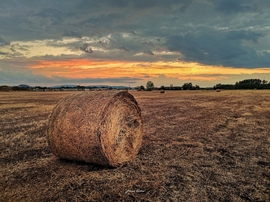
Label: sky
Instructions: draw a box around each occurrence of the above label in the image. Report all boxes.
[0,0,270,87]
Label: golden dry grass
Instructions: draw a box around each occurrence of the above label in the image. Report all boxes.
[1,90,270,201]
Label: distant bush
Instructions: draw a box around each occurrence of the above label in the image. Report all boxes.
[182,82,200,90]
[0,85,12,91]
[146,81,154,91]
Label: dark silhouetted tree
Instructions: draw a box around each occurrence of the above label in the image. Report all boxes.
[182,82,193,90]
[146,81,154,90]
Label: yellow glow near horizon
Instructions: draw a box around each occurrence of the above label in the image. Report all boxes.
[30,59,270,81]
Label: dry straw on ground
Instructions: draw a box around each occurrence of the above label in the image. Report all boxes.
[46,91,143,167]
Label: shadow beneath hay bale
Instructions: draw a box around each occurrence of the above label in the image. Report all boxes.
[58,158,114,171]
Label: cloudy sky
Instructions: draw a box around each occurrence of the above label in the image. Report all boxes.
[0,0,270,87]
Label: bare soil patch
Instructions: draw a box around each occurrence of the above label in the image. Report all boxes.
[1,90,270,201]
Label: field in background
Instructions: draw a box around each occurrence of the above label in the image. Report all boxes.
[1,90,270,201]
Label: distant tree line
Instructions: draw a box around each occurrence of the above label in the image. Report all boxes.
[0,85,131,91]
[136,78,270,92]
[1,78,269,92]
[136,81,200,91]
[0,85,30,91]
[214,79,270,90]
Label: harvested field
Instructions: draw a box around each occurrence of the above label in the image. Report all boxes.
[1,90,270,201]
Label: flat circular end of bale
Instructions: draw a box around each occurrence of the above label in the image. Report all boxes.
[47,91,143,167]
[98,92,143,167]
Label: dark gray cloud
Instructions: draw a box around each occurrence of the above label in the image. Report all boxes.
[0,0,269,68]
[142,50,155,56]
[0,51,8,55]
[0,0,195,40]
[0,35,10,46]
[212,0,253,14]
[78,0,192,9]
[79,44,94,54]
[117,46,130,52]
[225,30,263,42]
[166,29,270,68]
[142,41,154,47]
[63,31,82,38]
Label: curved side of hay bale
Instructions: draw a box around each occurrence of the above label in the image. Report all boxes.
[47,91,143,167]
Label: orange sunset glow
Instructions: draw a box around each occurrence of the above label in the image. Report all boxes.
[29,59,270,82]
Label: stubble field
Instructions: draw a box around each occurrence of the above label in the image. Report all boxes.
[1,90,270,201]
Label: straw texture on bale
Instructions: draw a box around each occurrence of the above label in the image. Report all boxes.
[47,91,143,167]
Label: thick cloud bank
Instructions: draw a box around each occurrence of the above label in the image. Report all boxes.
[0,0,269,86]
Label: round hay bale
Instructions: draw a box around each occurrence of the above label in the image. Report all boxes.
[46,91,143,167]
[160,90,165,93]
